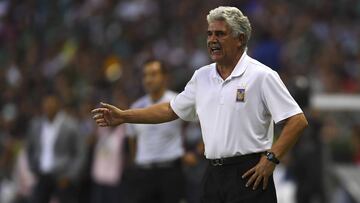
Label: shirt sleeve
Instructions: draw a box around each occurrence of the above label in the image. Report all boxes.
[261,71,303,124]
[170,71,198,122]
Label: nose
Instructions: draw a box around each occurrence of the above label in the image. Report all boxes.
[207,32,218,42]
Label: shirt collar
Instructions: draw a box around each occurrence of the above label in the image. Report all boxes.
[43,111,65,125]
[211,51,249,80]
[146,90,168,104]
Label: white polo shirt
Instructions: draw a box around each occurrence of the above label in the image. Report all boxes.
[170,52,302,159]
[127,90,184,165]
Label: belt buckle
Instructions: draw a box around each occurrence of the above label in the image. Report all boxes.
[212,159,224,166]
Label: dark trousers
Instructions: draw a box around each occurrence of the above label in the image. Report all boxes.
[201,154,277,203]
[130,159,185,203]
[29,174,78,203]
[91,182,121,203]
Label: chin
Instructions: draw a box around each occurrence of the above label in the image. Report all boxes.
[211,56,223,63]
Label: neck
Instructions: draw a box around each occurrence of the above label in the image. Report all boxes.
[216,49,244,80]
[46,112,58,122]
[149,88,166,102]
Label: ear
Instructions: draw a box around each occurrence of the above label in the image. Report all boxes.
[237,34,245,48]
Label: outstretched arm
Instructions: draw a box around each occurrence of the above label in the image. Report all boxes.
[91,102,178,127]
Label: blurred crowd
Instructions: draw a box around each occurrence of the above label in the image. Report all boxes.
[1,0,360,203]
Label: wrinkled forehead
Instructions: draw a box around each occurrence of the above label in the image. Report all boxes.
[207,20,231,32]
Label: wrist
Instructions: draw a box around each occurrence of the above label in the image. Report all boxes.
[263,151,280,165]
[121,109,133,123]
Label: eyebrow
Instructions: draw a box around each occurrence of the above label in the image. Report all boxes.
[207,30,227,35]
[207,30,226,32]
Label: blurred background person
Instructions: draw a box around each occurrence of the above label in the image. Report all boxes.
[90,125,126,203]
[90,91,128,203]
[126,59,186,203]
[0,136,18,203]
[182,135,207,203]
[77,101,97,203]
[26,94,86,203]
[287,76,326,203]
[12,146,36,203]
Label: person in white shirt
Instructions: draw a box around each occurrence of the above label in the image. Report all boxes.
[92,6,308,203]
[126,59,185,203]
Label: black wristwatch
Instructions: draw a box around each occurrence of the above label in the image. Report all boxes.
[263,151,280,165]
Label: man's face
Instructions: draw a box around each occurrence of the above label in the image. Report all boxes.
[207,20,243,63]
[142,61,166,94]
[42,96,60,120]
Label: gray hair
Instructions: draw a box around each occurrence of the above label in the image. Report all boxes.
[207,6,252,46]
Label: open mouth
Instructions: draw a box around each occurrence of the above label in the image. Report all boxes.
[209,43,222,54]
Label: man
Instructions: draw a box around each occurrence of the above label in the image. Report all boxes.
[27,94,86,203]
[91,125,126,203]
[126,60,185,203]
[92,6,308,203]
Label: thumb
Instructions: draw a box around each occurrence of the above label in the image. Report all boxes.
[100,102,118,111]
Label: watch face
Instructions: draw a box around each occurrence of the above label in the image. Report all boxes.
[266,152,279,164]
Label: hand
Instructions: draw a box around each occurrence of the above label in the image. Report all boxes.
[182,152,198,166]
[242,156,276,190]
[91,102,124,127]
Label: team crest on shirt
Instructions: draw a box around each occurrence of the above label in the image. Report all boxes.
[236,88,245,102]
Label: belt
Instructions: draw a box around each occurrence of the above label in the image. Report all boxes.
[137,158,181,169]
[208,153,262,166]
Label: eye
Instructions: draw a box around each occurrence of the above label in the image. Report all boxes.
[215,31,225,37]
[207,31,213,36]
